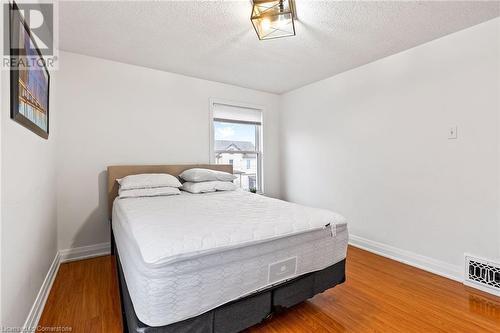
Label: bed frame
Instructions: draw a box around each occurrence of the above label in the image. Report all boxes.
[107,164,346,333]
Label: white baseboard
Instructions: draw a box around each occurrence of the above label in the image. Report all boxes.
[23,252,61,332]
[59,242,111,263]
[349,234,463,282]
[23,242,111,331]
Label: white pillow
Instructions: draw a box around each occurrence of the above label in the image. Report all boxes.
[181,181,237,194]
[179,168,236,182]
[117,173,181,190]
[119,186,180,199]
[214,181,238,191]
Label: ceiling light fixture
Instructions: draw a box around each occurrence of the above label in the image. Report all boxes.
[251,0,296,40]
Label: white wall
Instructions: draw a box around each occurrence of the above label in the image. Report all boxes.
[498,19,500,266]
[55,51,281,250]
[0,31,3,329]
[0,1,58,327]
[0,47,58,329]
[281,18,500,277]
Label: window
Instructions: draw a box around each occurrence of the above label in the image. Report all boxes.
[211,100,263,192]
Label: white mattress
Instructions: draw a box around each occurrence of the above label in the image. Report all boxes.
[113,191,348,327]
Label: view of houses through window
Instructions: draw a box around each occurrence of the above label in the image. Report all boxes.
[214,120,261,191]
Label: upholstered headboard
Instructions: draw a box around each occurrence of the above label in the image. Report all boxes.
[107,164,233,217]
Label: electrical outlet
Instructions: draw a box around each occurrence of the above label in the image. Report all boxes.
[448,126,458,139]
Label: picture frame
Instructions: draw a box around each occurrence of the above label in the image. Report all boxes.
[9,2,50,139]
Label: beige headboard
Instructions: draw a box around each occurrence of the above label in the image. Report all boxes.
[107,164,233,217]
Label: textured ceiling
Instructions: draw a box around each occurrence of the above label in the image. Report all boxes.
[59,1,500,94]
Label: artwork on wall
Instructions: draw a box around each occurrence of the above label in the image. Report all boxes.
[9,2,50,139]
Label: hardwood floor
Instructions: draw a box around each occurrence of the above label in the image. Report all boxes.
[37,255,122,332]
[38,246,500,332]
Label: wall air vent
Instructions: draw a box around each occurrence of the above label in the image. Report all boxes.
[464,254,500,296]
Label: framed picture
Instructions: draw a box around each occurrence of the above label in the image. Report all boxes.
[9,2,50,139]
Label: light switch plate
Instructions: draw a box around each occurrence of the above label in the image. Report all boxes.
[448,126,458,139]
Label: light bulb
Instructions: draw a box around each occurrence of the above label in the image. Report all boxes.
[261,18,271,31]
[276,15,287,28]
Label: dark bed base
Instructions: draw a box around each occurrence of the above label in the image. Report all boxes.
[114,242,346,333]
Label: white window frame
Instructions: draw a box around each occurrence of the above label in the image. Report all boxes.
[209,98,264,193]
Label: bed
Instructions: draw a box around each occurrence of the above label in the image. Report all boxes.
[108,164,348,333]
